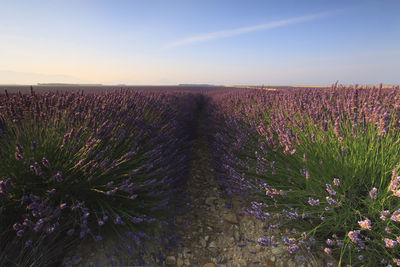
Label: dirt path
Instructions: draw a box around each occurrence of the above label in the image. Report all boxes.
[164,106,316,267]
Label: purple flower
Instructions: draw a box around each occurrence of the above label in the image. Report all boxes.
[34,219,45,232]
[380,210,391,221]
[388,176,400,192]
[326,239,334,246]
[0,178,13,198]
[391,209,400,222]
[333,178,340,187]
[15,152,23,160]
[30,162,43,176]
[16,143,24,154]
[94,235,103,242]
[326,196,337,205]
[42,157,50,168]
[45,225,56,234]
[257,236,273,247]
[308,197,320,206]
[25,240,33,247]
[13,223,22,231]
[54,171,63,182]
[326,184,336,196]
[348,230,361,243]
[106,188,117,196]
[358,218,372,230]
[16,230,24,237]
[297,257,304,264]
[383,238,397,248]
[369,187,377,199]
[114,215,124,225]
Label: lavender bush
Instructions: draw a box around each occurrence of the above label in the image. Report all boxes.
[0,89,200,266]
[207,85,400,266]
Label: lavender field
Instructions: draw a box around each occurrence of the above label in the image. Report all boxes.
[1,85,400,267]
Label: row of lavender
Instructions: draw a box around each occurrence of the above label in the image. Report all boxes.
[0,89,200,266]
[207,86,400,266]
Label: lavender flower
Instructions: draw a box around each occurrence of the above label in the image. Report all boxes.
[326,239,334,246]
[358,218,372,230]
[42,157,50,168]
[388,176,400,192]
[0,178,13,198]
[333,178,340,186]
[257,236,274,247]
[308,197,320,206]
[348,230,361,243]
[16,143,23,154]
[381,210,391,221]
[391,209,400,222]
[114,215,124,225]
[369,187,378,199]
[54,171,63,182]
[383,238,397,248]
[324,247,332,255]
[326,196,337,205]
[326,184,336,196]
[25,240,33,247]
[15,152,23,160]
[16,230,24,237]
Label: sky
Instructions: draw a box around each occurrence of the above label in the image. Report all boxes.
[0,0,399,85]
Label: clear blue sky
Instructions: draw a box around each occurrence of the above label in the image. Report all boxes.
[0,0,399,85]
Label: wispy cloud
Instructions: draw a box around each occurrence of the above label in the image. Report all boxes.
[165,11,337,48]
